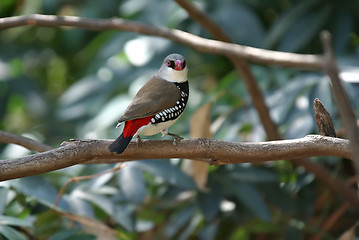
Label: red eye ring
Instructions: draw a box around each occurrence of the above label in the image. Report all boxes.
[167,60,175,69]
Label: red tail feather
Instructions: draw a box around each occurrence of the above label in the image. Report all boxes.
[122,116,153,137]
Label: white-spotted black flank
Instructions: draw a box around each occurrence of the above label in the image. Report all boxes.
[151,81,189,124]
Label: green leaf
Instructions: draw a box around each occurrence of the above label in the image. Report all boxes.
[199,223,218,240]
[229,227,248,240]
[0,187,8,215]
[267,74,319,125]
[284,113,313,139]
[57,76,106,121]
[0,225,27,240]
[266,0,323,48]
[278,4,332,52]
[230,166,279,183]
[72,190,135,232]
[310,76,333,114]
[165,205,196,238]
[34,210,64,237]
[135,160,196,190]
[113,205,136,232]
[65,194,95,218]
[229,181,271,222]
[333,10,355,53]
[197,189,221,221]
[285,226,303,240]
[49,228,96,240]
[257,184,297,215]
[213,3,265,47]
[0,215,32,227]
[65,234,96,240]
[7,93,25,114]
[49,228,81,240]
[10,176,69,211]
[117,163,146,205]
[9,59,24,77]
[178,213,201,240]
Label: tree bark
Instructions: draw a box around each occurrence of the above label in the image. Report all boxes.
[0,135,352,181]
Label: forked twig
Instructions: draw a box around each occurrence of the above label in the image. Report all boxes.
[54,163,125,208]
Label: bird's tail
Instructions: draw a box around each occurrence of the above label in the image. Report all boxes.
[108,134,133,154]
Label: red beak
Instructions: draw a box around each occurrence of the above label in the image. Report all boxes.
[174,60,184,71]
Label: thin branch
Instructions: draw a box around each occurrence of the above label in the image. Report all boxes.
[321,31,359,161]
[172,1,359,213]
[311,202,350,240]
[291,158,359,209]
[54,210,127,240]
[0,14,324,70]
[0,130,52,152]
[0,135,351,182]
[175,0,280,140]
[174,0,232,43]
[321,31,359,192]
[54,163,125,208]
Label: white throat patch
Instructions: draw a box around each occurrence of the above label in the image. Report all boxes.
[159,67,188,83]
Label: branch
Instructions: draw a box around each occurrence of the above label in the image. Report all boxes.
[320,31,359,196]
[0,135,351,182]
[3,135,358,208]
[54,163,125,208]
[320,31,359,161]
[175,0,280,140]
[171,2,359,211]
[0,14,324,70]
[174,0,232,43]
[291,157,359,209]
[0,130,52,152]
[1,14,357,210]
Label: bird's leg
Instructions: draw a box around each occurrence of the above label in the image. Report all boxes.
[167,132,183,146]
[167,132,183,141]
[161,129,183,145]
[136,135,142,147]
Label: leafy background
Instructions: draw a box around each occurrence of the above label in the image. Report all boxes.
[0,0,359,239]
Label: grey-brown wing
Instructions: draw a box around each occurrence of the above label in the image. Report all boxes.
[117,77,181,123]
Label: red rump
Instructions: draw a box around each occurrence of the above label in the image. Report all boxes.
[122,116,153,137]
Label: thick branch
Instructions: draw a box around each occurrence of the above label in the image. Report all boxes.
[0,14,323,70]
[0,135,351,182]
[0,130,52,152]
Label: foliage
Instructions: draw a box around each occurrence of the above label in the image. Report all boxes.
[0,0,359,239]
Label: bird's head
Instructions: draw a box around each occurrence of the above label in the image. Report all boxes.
[157,53,188,83]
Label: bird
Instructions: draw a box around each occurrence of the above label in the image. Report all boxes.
[109,53,189,154]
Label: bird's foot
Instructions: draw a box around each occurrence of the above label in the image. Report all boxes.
[167,132,183,146]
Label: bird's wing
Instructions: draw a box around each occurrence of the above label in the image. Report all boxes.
[117,77,181,123]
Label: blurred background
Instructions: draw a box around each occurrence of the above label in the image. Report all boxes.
[0,0,359,239]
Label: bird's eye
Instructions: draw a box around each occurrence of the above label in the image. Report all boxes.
[167,60,175,69]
